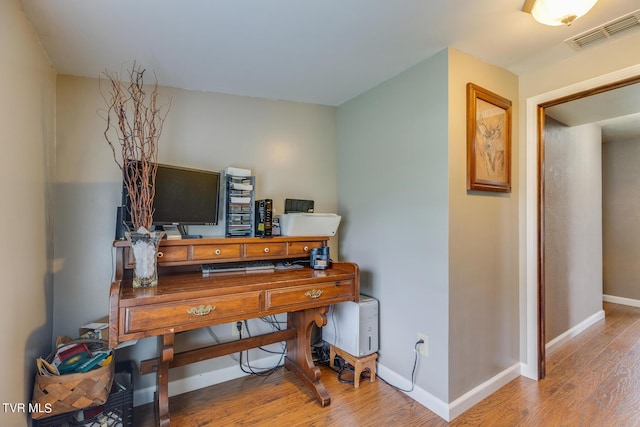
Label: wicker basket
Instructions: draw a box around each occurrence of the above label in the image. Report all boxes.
[31,339,115,420]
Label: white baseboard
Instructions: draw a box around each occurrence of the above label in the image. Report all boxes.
[448,363,520,420]
[519,360,537,380]
[137,354,523,420]
[521,307,608,379]
[376,363,450,420]
[603,294,640,308]
[524,298,626,378]
[133,354,284,407]
[545,309,605,354]
[376,362,521,422]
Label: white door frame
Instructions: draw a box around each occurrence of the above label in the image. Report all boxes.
[521,63,640,380]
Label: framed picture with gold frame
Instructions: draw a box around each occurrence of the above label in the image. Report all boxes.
[466,83,512,193]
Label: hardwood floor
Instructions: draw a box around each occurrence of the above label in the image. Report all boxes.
[134,302,640,426]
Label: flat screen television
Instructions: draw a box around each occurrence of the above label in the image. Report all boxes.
[122,163,221,226]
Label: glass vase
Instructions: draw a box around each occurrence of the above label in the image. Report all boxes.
[126,229,165,288]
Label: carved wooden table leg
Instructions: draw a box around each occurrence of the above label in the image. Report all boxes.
[157,333,175,427]
[284,306,331,406]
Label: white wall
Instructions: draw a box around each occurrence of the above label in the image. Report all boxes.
[53,75,338,403]
[0,1,56,426]
[544,118,603,342]
[338,49,450,402]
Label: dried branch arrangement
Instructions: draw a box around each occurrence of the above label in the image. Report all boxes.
[100,63,171,231]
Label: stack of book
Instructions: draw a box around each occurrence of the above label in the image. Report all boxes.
[255,198,273,237]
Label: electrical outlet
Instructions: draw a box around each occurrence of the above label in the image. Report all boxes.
[417,333,429,357]
[232,321,243,337]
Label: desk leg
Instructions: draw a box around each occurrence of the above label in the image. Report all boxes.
[157,333,174,427]
[285,306,331,407]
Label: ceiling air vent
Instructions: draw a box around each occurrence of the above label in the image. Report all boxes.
[565,10,640,51]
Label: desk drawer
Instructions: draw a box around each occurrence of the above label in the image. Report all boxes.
[287,241,324,257]
[124,291,262,334]
[192,244,242,261]
[127,246,188,267]
[157,246,189,263]
[265,280,354,311]
[245,242,287,258]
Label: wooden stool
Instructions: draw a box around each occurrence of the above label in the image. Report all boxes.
[329,344,377,388]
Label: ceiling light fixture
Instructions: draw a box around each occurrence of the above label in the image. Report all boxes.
[523,0,599,26]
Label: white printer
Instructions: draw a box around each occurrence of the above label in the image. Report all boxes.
[280,213,341,236]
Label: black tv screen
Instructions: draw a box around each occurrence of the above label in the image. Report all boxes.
[122,163,220,226]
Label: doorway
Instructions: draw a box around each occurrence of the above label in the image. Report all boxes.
[523,66,640,380]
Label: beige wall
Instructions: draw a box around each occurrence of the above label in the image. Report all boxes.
[0,1,56,425]
[447,49,520,401]
[54,75,337,403]
[603,136,640,300]
[544,118,603,342]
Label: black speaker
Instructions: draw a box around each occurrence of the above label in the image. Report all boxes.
[115,206,126,240]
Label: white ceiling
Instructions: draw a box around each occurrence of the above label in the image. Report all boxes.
[598,113,640,142]
[16,0,640,142]
[545,84,640,142]
[18,0,640,107]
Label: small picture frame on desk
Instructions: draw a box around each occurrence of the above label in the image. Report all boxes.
[466,83,512,193]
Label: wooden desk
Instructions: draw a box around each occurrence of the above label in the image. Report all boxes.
[108,236,359,427]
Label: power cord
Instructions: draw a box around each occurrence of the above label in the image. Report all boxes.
[237,320,286,376]
[313,342,331,365]
[376,339,424,393]
[332,355,372,384]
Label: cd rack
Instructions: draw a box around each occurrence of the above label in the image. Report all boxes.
[224,174,255,237]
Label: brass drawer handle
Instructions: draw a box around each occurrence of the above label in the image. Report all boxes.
[305,289,323,299]
[187,305,215,316]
